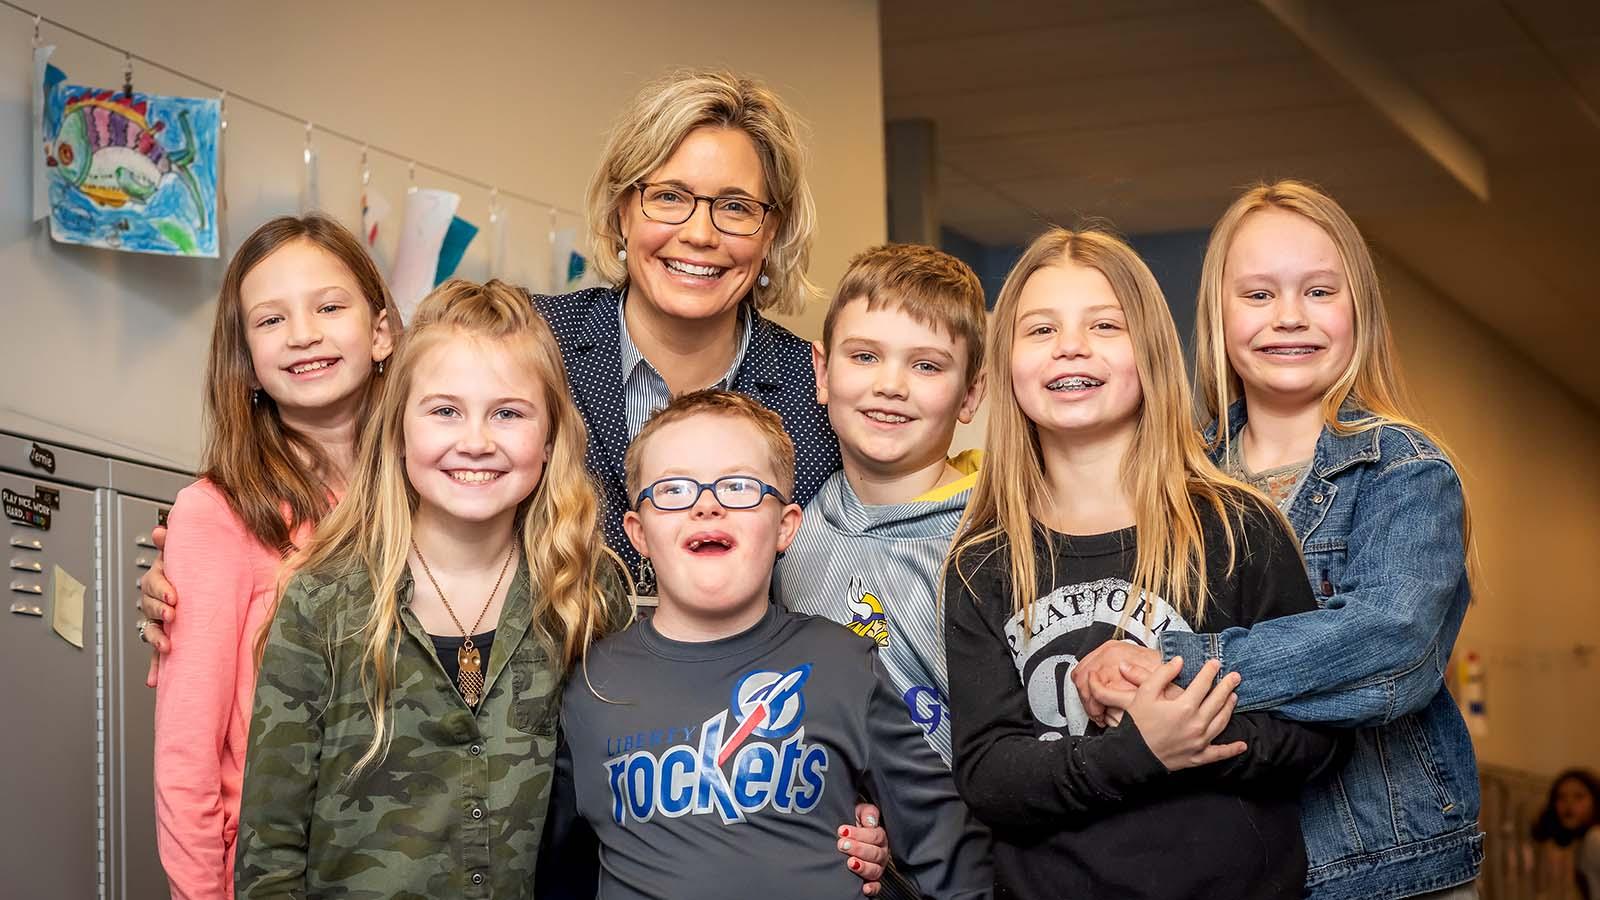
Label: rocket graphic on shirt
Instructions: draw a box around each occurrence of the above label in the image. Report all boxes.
[604,664,831,825]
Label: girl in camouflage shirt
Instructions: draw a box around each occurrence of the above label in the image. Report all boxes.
[234,280,626,899]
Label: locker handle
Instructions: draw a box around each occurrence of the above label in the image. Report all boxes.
[10,581,43,595]
[10,558,43,573]
[136,534,158,549]
[8,537,42,551]
[136,556,154,570]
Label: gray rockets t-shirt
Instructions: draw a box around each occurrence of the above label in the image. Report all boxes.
[556,602,992,900]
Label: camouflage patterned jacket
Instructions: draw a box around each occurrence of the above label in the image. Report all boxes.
[234,560,563,899]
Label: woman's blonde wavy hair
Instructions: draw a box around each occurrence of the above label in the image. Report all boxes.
[1193,180,1472,545]
[585,68,819,315]
[950,228,1264,633]
[282,279,620,775]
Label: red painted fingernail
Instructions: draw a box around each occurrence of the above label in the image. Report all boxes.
[850,859,861,871]
[841,827,851,838]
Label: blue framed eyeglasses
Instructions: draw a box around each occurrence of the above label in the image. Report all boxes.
[634,476,789,512]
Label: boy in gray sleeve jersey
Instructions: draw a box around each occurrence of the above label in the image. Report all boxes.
[548,390,991,900]
[775,244,987,767]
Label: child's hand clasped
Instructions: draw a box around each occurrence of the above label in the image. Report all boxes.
[1089,657,1246,772]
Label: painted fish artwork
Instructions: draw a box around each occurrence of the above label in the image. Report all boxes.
[44,85,220,257]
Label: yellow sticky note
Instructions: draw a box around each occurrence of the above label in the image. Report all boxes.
[52,565,85,649]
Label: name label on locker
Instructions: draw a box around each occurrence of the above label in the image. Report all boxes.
[2,489,52,531]
[28,443,56,474]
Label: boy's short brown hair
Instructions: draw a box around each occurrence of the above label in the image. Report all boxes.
[624,390,797,503]
[820,244,987,386]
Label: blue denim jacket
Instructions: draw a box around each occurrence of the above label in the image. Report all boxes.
[1161,403,1482,900]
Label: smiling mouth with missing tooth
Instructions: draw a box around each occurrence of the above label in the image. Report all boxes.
[686,535,734,553]
[448,470,503,484]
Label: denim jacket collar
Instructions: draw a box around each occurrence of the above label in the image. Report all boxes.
[1214,400,1381,479]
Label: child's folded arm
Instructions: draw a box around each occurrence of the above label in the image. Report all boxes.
[944,569,1170,831]
[1186,713,1351,788]
[862,654,994,900]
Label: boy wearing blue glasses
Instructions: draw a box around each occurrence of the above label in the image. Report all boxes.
[542,390,991,900]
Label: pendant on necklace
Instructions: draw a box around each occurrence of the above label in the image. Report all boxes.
[458,641,484,707]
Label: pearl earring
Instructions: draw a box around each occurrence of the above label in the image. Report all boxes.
[376,359,385,375]
[617,248,627,262]
[758,270,771,288]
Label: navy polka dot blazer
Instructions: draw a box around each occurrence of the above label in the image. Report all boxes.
[532,286,841,587]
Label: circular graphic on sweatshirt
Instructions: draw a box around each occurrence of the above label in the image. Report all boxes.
[730,664,812,739]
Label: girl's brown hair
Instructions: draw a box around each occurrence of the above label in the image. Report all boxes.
[200,214,399,555]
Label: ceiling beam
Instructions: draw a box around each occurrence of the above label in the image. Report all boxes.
[1254,0,1491,202]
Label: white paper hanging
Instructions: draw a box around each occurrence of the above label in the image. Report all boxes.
[489,195,509,280]
[362,187,391,250]
[299,124,320,213]
[32,44,57,222]
[390,188,460,323]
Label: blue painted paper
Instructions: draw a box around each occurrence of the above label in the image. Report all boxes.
[44,84,221,257]
[433,215,478,284]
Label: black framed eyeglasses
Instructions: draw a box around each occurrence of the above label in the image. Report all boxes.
[632,182,776,236]
[634,476,789,512]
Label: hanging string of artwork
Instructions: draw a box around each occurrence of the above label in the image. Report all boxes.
[13,1,601,311]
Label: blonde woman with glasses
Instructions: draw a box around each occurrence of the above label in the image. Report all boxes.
[531,68,840,596]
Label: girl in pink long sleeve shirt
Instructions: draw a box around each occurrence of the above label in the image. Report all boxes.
[152,214,395,899]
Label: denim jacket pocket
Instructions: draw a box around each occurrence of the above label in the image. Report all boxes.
[1381,711,1466,843]
[1302,541,1347,609]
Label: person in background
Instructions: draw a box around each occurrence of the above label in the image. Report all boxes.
[1531,769,1600,899]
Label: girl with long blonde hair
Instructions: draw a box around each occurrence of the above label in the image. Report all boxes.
[944,227,1346,900]
[1073,180,1480,900]
[234,279,625,899]
[153,214,396,900]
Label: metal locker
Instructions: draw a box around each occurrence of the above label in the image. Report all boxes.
[2,427,192,900]
[105,491,178,900]
[0,469,101,900]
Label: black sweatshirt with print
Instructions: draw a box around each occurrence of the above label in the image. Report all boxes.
[944,494,1349,900]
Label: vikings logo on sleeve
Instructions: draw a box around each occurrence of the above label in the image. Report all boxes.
[605,664,830,826]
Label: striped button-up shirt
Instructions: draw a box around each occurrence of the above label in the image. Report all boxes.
[616,292,754,439]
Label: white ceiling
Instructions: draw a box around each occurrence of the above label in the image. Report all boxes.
[882,0,1600,407]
